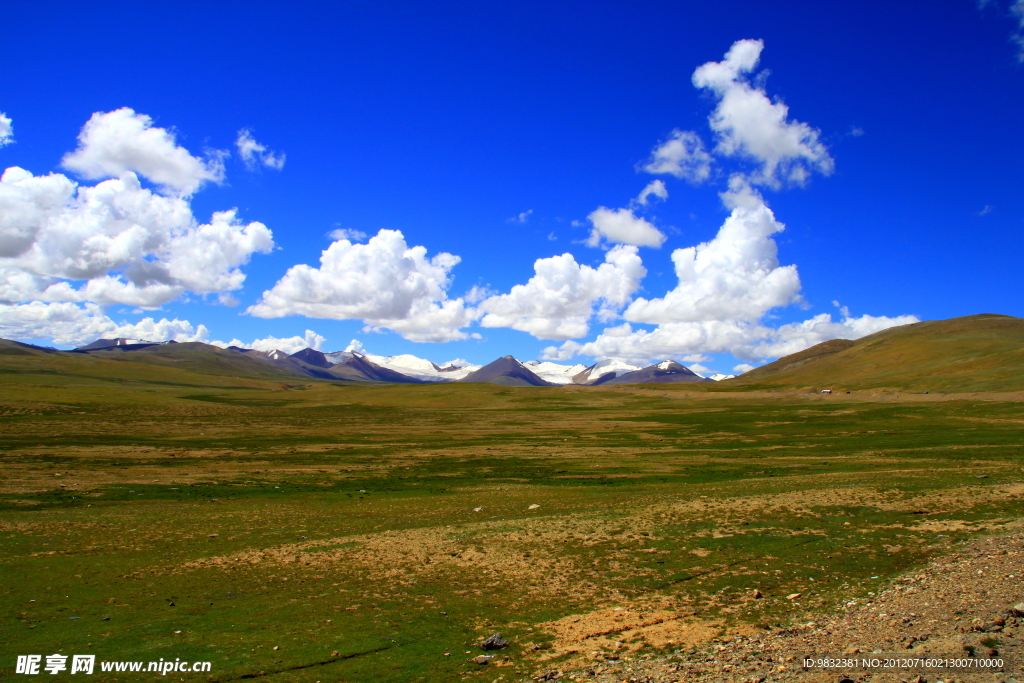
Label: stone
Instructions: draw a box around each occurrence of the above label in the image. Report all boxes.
[786,593,802,600]
[471,655,490,665]
[528,504,541,510]
[482,633,510,650]
[1012,602,1024,617]
[753,589,763,599]
[838,677,855,683]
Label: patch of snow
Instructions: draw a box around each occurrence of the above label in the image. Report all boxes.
[657,360,673,370]
[326,350,482,381]
[710,373,735,381]
[523,360,587,385]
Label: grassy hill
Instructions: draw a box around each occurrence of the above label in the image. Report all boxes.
[723,313,1024,393]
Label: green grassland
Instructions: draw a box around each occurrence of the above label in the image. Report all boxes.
[2,335,1024,682]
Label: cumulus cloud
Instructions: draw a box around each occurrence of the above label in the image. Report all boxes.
[478,245,646,340]
[0,301,210,347]
[248,229,476,342]
[0,112,12,147]
[623,185,800,325]
[61,108,224,195]
[641,130,712,182]
[733,363,756,374]
[586,207,666,248]
[548,309,918,366]
[636,180,669,205]
[219,329,325,355]
[236,129,286,171]
[692,39,833,187]
[0,167,273,307]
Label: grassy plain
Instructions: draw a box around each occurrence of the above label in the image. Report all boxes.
[1,358,1023,682]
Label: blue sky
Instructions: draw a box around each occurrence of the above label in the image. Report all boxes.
[1,1,1022,375]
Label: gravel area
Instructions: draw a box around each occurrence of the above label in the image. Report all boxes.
[541,529,1024,683]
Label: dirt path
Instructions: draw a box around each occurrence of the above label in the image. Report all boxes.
[543,529,1024,683]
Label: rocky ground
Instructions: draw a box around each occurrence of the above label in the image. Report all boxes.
[531,529,1024,683]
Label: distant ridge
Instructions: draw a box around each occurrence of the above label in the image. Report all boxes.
[459,356,554,386]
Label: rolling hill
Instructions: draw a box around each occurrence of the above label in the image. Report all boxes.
[726,313,1024,392]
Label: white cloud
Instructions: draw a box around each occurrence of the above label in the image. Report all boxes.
[248,229,476,342]
[636,180,668,205]
[641,130,712,182]
[692,40,833,187]
[1013,0,1024,61]
[0,301,210,347]
[508,210,533,223]
[236,129,286,171]
[0,112,12,147]
[464,284,497,304]
[624,186,801,325]
[61,108,224,195]
[0,167,273,308]
[586,207,666,248]
[550,310,918,366]
[220,329,325,355]
[478,245,646,340]
[329,227,367,242]
[540,340,581,361]
[733,363,756,374]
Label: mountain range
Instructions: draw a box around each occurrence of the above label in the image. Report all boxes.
[0,336,722,387]
[3,314,1020,391]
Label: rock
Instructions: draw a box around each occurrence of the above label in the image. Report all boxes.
[786,593,802,600]
[1012,602,1024,617]
[330,651,339,657]
[753,589,763,599]
[528,504,541,510]
[838,677,855,683]
[843,647,860,655]
[472,507,483,512]
[535,670,561,681]
[481,633,509,650]
[471,655,491,665]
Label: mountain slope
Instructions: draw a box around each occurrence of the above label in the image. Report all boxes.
[725,314,1024,392]
[603,360,713,385]
[459,356,554,386]
[75,341,311,380]
[738,339,856,380]
[327,354,429,383]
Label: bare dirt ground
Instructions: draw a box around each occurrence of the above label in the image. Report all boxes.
[546,527,1024,683]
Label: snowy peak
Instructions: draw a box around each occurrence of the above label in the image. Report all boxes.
[522,360,588,385]
[460,356,553,386]
[572,358,641,385]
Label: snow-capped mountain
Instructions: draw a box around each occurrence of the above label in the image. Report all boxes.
[361,353,480,382]
[572,358,642,385]
[522,360,588,385]
[709,373,735,381]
